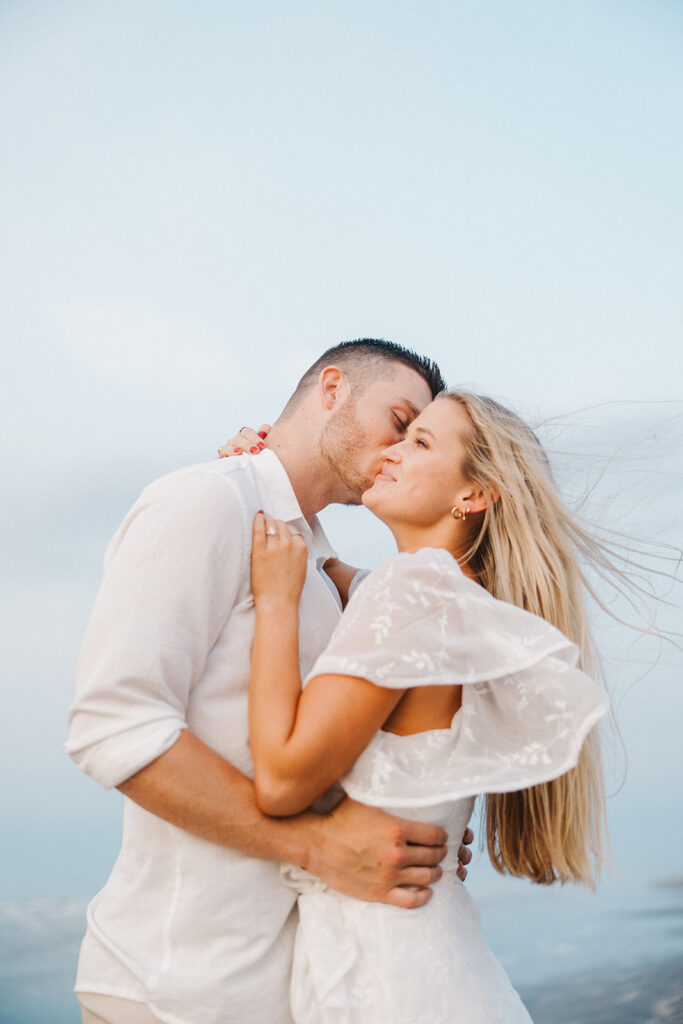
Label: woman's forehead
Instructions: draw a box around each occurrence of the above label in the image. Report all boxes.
[414,396,471,434]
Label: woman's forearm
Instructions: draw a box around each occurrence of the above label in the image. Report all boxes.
[248,517,402,816]
[249,598,305,803]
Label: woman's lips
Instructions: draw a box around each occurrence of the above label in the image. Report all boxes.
[374,471,396,482]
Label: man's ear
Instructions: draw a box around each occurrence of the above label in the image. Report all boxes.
[318,365,345,411]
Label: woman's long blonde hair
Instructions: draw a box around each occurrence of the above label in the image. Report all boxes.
[445,390,609,887]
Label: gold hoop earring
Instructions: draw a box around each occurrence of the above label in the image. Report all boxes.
[451,506,470,521]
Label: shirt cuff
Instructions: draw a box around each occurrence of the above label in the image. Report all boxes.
[65,718,188,790]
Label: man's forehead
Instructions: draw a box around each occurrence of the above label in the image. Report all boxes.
[377,365,433,411]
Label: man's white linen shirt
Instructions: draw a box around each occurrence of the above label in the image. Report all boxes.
[66,451,343,1024]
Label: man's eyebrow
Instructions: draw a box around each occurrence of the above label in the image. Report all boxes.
[398,400,422,420]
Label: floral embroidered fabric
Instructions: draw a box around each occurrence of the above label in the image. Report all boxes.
[306,547,609,808]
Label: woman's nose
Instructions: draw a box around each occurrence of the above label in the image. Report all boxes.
[381,442,402,462]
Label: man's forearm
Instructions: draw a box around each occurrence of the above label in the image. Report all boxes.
[118,729,459,908]
[117,729,316,867]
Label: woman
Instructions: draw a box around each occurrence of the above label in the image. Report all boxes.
[233,392,609,1022]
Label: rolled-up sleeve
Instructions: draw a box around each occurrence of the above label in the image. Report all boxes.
[65,469,247,789]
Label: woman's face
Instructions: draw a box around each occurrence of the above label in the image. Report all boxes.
[362,397,476,528]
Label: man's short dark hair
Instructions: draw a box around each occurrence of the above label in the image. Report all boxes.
[287,339,445,413]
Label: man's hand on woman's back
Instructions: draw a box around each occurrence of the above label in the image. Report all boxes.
[305,797,472,910]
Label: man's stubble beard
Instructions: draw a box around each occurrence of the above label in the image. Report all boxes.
[319,395,377,505]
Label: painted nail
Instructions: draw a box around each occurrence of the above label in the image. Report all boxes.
[233,447,243,454]
[257,431,268,439]
[257,510,264,514]
[250,446,259,453]
[257,442,265,450]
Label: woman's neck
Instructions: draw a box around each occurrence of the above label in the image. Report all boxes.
[390,523,480,582]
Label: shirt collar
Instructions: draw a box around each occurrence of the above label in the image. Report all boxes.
[308,513,337,566]
[251,450,337,564]
[251,449,303,522]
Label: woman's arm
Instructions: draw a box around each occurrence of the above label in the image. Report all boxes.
[250,513,404,817]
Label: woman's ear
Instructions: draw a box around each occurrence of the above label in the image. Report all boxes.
[457,483,499,514]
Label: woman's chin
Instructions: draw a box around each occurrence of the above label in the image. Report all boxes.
[362,488,392,527]
[361,486,381,513]
[361,487,374,509]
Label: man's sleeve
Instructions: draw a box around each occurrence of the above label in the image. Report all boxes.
[65,469,247,789]
[347,569,371,601]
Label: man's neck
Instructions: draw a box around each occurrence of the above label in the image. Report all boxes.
[263,418,341,519]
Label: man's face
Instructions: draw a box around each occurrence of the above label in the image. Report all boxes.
[319,364,434,504]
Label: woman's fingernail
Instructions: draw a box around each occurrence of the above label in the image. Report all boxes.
[250,446,259,453]
[257,510,264,514]
[257,442,265,450]
[257,431,268,439]
[233,447,243,454]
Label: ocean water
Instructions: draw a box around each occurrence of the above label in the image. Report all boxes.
[0,900,84,1024]
[1,872,682,1024]
[472,872,683,988]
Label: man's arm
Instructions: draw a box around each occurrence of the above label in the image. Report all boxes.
[118,729,452,909]
[66,471,242,788]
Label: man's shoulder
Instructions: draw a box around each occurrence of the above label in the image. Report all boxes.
[113,455,286,553]
[140,456,262,508]
[106,459,267,564]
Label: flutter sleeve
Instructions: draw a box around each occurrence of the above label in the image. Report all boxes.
[305,547,610,808]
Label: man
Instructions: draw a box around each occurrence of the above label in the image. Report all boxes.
[67,339,472,1024]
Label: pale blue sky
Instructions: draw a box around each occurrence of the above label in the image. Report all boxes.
[1,1,681,899]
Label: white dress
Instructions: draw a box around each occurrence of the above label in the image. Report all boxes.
[282,548,610,1024]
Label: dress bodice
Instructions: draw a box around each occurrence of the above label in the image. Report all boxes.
[342,723,476,869]
[306,547,609,809]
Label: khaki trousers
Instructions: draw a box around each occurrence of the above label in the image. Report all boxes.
[79,992,163,1024]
